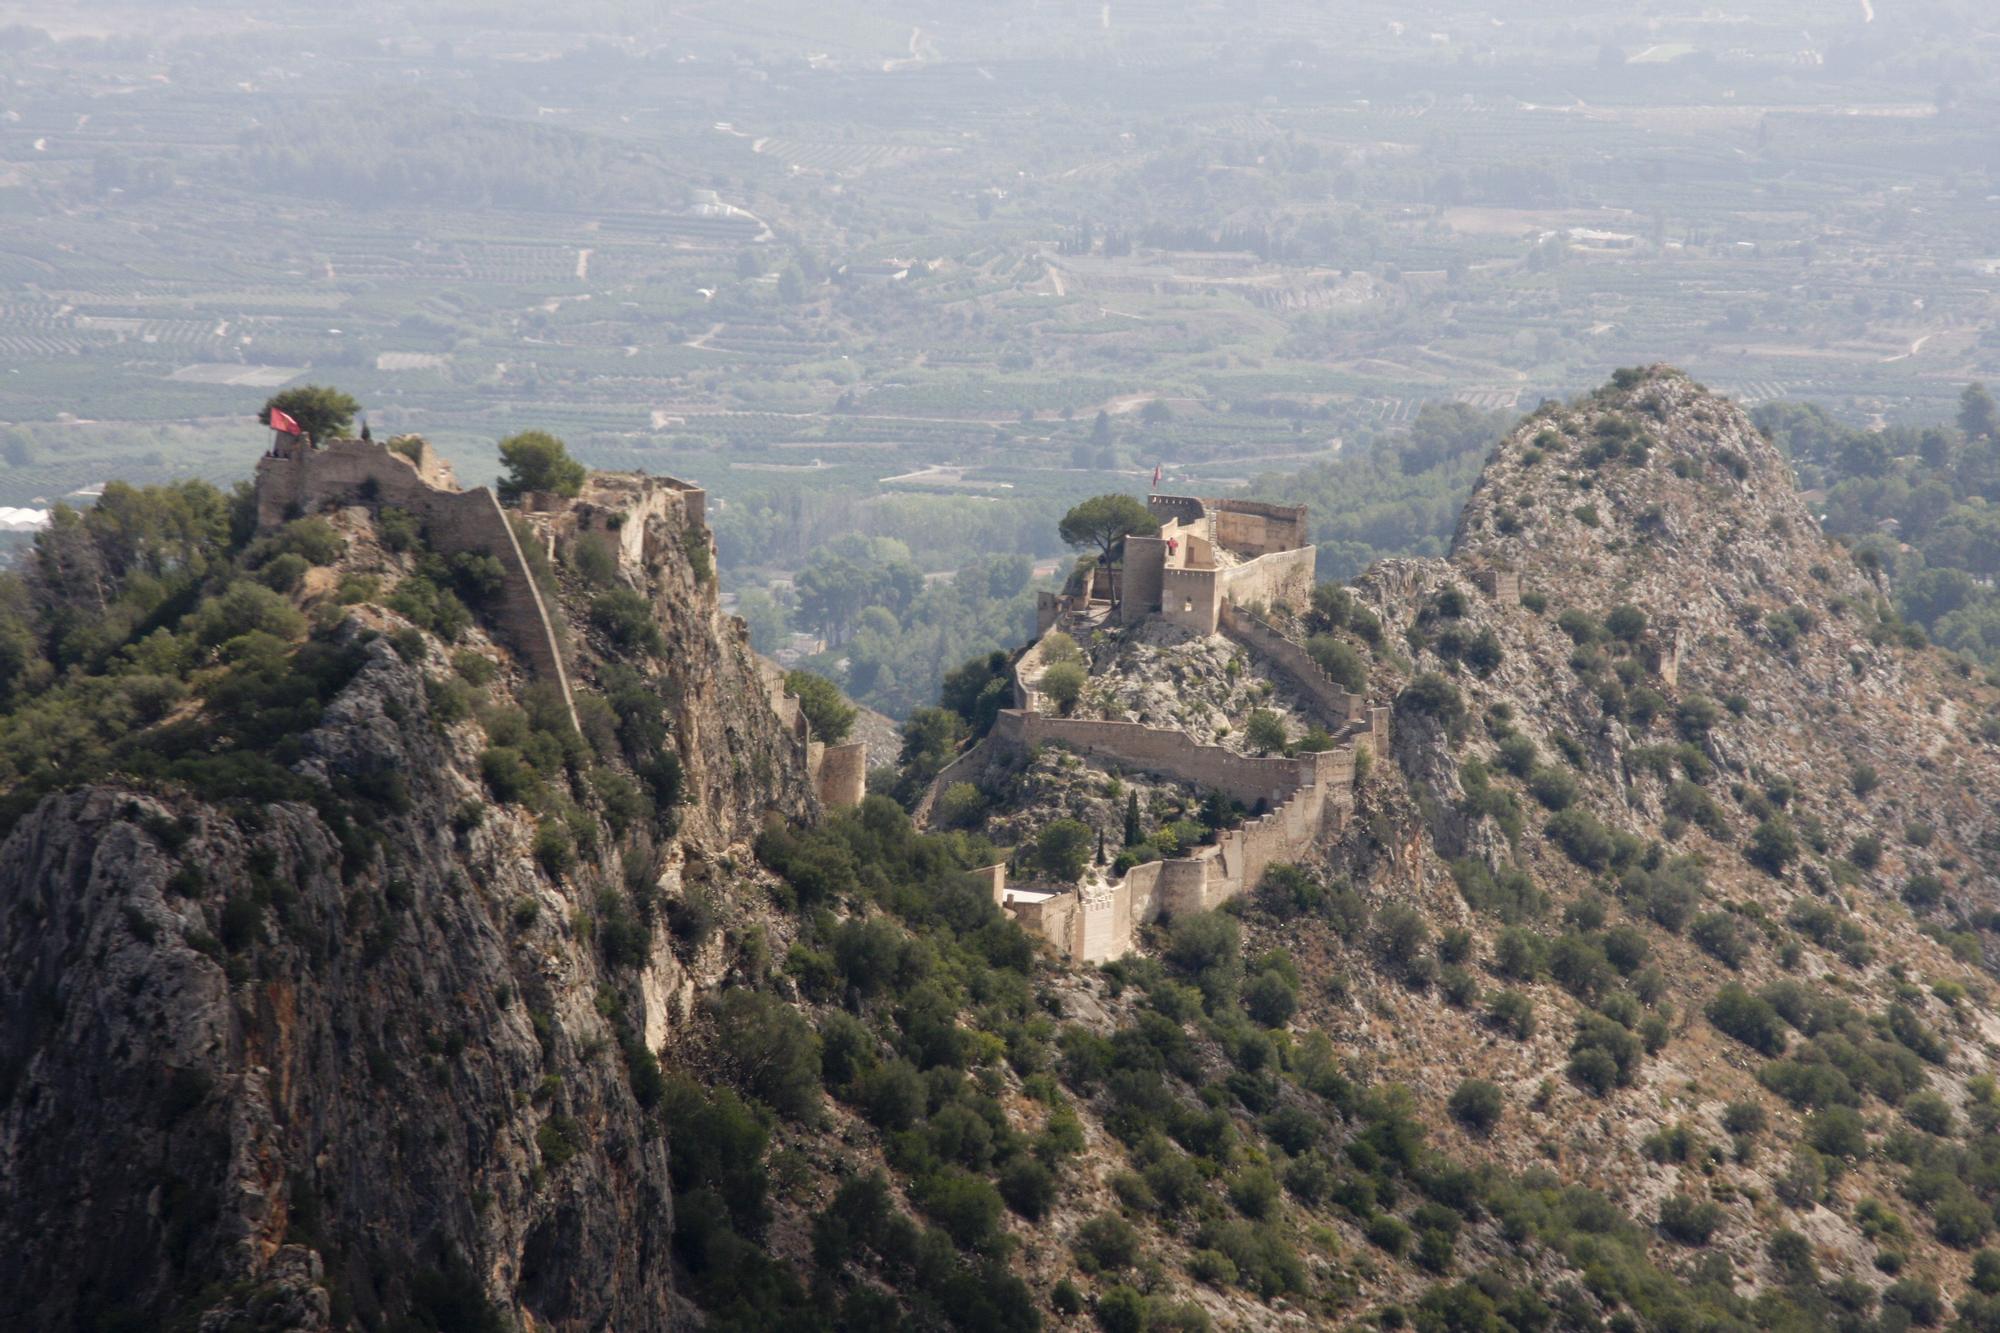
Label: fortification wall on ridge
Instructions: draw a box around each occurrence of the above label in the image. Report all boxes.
[1218,545,1316,617]
[982,700,1377,962]
[1010,631,1063,712]
[255,440,577,729]
[813,741,868,809]
[426,487,575,723]
[1470,567,1522,607]
[1211,500,1309,556]
[993,711,1303,808]
[1217,602,1364,725]
[763,654,868,811]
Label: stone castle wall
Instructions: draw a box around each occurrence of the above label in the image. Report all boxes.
[1216,602,1365,726]
[958,487,1355,958]
[983,703,1380,962]
[255,440,577,730]
[1119,534,1170,624]
[1159,566,1221,633]
[1471,567,1522,607]
[1211,500,1309,556]
[812,741,868,809]
[761,657,867,811]
[993,711,1305,809]
[1146,494,1207,527]
[1148,547,1314,636]
[1217,545,1316,617]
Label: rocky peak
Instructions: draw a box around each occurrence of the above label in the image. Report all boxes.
[0,478,813,1330]
[1453,365,1875,628]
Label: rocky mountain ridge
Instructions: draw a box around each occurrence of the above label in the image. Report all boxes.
[7,369,2000,1333]
[896,367,2000,1326]
[0,483,813,1330]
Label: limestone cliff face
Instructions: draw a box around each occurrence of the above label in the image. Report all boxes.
[0,495,810,1330]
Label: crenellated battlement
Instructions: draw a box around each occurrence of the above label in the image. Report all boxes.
[1119,493,1316,633]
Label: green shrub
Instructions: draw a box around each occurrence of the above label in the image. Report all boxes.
[377,507,421,553]
[1034,818,1092,882]
[1365,1213,1412,1255]
[1903,1092,1954,1137]
[1074,1212,1142,1271]
[1490,928,1544,981]
[480,747,539,804]
[1722,1102,1767,1137]
[1806,1106,1867,1161]
[1485,989,1536,1040]
[1546,808,1616,870]
[532,824,574,876]
[570,536,618,587]
[1605,604,1647,640]
[269,516,346,565]
[497,430,586,502]
[1188,1249,1237,1288]
[1657,1195,1725,1246]
[1306,635,1367,692]
[256,551,309,593]
[936,782,986,830]
[1528,766,1578,811]
[1706,984,1786,1055]
[1451,859,1544,923]
[1401,673,1464,726]
[1243,969,1298,1028]
[1244,708,1287,754]
[1373,904,1431,977]
[1557,610,1605,645]
[1691,912,1751,968]
[537,1115,586,1169]
[998,1156,1055,1220]
[784,669,856,743]
[1447,1079,1503,1134]
[1038,660,1086,713]
[1568,1014,1641,1096]
[591,587,664,654]
[711,989,822,1121]
[1902,874,1945,909]
[1882,1278,1944,1326]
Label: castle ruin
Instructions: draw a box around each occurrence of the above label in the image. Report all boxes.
[253,433,865,809]
[1039,494,1317,636]
[941,491,1387,963]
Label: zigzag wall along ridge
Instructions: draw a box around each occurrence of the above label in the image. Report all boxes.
[980,698,1387,963]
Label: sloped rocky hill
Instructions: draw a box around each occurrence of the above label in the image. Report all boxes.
[0,485,813,1330]
[813,367,2000,1330]
[9,370,2000,1333]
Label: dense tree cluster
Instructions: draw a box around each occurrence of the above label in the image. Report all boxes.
[1759,389,2000,668]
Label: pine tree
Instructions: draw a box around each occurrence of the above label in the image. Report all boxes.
[1959,382,1999,443]
[1123,791,1142,847]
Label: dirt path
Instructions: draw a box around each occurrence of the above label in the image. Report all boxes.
[1882,332,1934,363]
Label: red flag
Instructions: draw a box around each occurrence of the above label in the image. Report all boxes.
[1151,463,1161,489]
[267,406,302,436]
